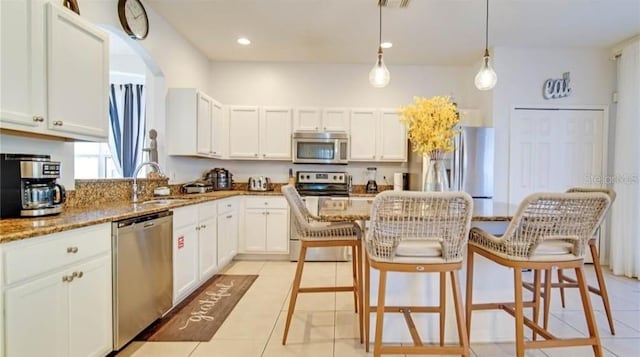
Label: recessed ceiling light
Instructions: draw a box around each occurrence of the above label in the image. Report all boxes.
[381,42,393,49]
[237,37,251,45]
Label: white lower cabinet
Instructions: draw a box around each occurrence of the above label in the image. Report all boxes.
[217,198,239,267]
[240,196,289,253]
[1,224,112,357]
[172,202,220,305]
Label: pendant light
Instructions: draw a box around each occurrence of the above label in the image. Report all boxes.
[369,3,390,88]
[474,0,497,90]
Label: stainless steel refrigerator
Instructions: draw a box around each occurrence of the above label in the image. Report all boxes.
[408,126,494,207]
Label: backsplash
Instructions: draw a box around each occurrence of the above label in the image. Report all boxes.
[65,178,170,209]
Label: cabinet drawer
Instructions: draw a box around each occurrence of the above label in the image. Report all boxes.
[217,198,238,214]
[244,196,288,209]
[173,205,198,228]
[198,201,217,221]
[3,223,110,285]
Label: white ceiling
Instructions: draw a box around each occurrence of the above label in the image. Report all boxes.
[146,0,640,65]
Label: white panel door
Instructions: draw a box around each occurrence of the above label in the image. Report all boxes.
[261,107,292,159]
[350,109,378,161]
[67,255,113,357]
[211,100,226,157]
[294,107,322,131]
[5,272,67,357]
[322,108,349,132]
[378,109,407,161]
[509,108,605,210]
[173,224,198,303]
[0,0,46,129]
[229,106,260,158]
[196,92,213,155]
[46,3,108,139]
[266,209,289,252]
[198,216,218,280]
[243,209,267,252]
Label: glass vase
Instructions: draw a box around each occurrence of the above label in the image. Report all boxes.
[423,152,449,192]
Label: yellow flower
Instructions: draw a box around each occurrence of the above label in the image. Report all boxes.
[399,96,460,156]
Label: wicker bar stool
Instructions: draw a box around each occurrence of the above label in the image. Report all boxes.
[281,185,364,345]
[364,191,473,357]
[465,192,611,357]
[523,187,617,335]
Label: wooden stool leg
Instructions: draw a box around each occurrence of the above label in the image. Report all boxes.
[465,248,475,340]
[543,269,552,331]
[575,266,603,357]
[557,269,567,308]
[532,269,541,341]
[439,271,446,347]
[356,241,364,343]
[373,269,388,357]
[351,245,358,313]
[282,244,307,345]
[514,268,525,357]
[590,241,616,335]
[365,252,371,352]
[451,270,470,357]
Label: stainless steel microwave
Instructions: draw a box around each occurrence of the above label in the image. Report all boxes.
[292,131,349,164]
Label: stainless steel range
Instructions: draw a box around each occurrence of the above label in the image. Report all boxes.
[290,171,350,261]
[295,171,350,196]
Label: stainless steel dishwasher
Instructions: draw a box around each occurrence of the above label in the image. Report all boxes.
[112,210,173,350]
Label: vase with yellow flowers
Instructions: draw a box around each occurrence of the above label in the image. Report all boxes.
[399,96,460,191]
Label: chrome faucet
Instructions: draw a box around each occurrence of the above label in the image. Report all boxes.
[132,161,165,203]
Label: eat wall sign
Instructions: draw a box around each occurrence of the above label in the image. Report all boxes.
[543,72,572,99]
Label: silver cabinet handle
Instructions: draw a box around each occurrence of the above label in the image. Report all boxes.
[254,153,258,157]
[323,127,327,131]
[62,275,74,283]
[72,271,83,279]
[226,215,232,219]
[53,120,63,126]
[196,226,201,231]
[32,116,44,122]
[266,211,270,215]
[315,126,319,130]
[227,204,232,208]
[67,247,78,253]
[264,202,268,205]
[201,224,207,229]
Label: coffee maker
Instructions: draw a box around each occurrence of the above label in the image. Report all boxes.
[0,154,66,218]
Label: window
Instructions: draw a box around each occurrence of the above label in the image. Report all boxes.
[74,142,121,179]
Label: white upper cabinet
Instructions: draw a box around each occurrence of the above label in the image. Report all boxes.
[229,106,293,160]
[294,107,322,131]
[1,1,108,141]
[261,107,292,160]
[349,108,378,161]
[322,108,349,132]
[228,106,261,159]
[294,107,348,132]
[167,88,226,158]
[378,109,407,161]
[196,92,214,155]
[0,0,46,130]
[350,108,407,162]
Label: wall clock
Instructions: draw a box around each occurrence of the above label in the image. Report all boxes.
[117,0,149,40]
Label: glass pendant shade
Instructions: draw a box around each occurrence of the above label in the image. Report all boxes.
[474,54,497,91]
[369,51,390,88]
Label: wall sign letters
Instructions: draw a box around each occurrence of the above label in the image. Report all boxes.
[543,72,572,99]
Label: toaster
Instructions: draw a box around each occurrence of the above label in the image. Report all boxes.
[248,176,271,191]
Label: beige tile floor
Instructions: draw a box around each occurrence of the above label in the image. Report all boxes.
[117,260,640,357]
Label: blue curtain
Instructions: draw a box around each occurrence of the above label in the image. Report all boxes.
[108,83,146,177]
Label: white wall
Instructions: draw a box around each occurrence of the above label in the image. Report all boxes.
[165,62,480,184]
[491,47,616,204]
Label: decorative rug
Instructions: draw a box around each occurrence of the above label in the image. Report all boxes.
[136,274,258,342]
